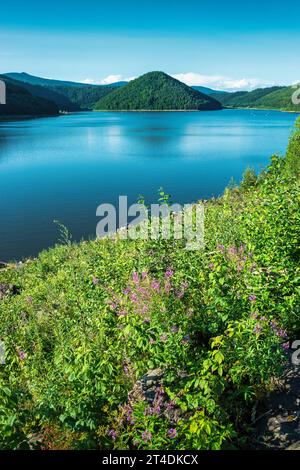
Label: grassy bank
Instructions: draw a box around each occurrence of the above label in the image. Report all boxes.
[0,121,299,450]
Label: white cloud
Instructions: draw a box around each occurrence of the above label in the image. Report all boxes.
[82,75,136,85]
[82,72,274,91]
[172,73,274,92]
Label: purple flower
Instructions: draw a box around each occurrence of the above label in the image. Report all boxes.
[228,246,237,256]
[253,324,262,334]
[165,269,174,278]
[181,334,191,344]
[130,293,138,302]
[281,342,289,351]
[171,325,179,333]
[217,244,225,252]
[277,328,288,339]
[209,263,215,270]
[141,305,149,314]
[149,338,156,345]
[141,272,148,280]
[167,428,177,439]
[160,333,168,342]
[107,429,117,441]
[117,310,126,317]
[18,349,26,361]
[249,295,257,302]
[250,312,258,319]
[92,276,99,285]
[132,272,139,284]
[141,430,152,442]
[123,288,130,295]
[151,280,160,291]
[165,281,171,294]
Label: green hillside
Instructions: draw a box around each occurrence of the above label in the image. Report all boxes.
[95,71,222,111]
[0,119,299,450]
[4,73,118,111]
[212,86,300,112]
[0,76,59,116]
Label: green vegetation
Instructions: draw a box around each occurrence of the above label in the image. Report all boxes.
[95,72,222,111]
[0,76,59,117]
[212,86,300,112]
[0,121,299,450]
[4,73,118,111]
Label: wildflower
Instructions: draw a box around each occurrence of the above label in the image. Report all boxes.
[253,324,262,334]
[149,338,156,345]
[277,328,288,339]
[208,263,215,270]
[250,312,258,319]
[217,244,225,252]
[181,334,191,344]
[239,244,246,254]
[165,269,174,278]
[141,430,152,442]
[92,277,99,285]
[160,333,168,342]
[141,272,148,280]
[151,280,160,291]
[171,325,179,333]
[281,342,289,351]
[130,293,138,302]
[249,295,257,302]
[18,349,26,361]
[141,305,149,314]
[144,317,151,324]
[107,429,117,441]
[166,400,175,410]
[123,288,130,295]
[228,246,237,256]
[167,428,177,439]
[165,281,171,294]
[132,272,139,284]
[26,296,33,303]
[117,310,126,317]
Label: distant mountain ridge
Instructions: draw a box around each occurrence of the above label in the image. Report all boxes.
[4,73,121,111]
[2,72,299,114]
[95,71,222,111]
[211,86,300,112]
[0,75,59,117]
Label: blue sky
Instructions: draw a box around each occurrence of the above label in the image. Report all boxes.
[0,0,299,90]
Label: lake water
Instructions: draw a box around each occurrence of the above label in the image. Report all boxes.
[0,109,298,262]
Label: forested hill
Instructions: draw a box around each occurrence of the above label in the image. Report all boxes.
[4,73,119,111]
[95,71,222,111]
[0,75,59,116]
[211,86,300,112]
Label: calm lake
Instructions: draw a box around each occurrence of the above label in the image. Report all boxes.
[0,109,298,262]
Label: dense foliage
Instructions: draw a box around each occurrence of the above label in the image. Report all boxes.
[212,86,300,112]
[4,73,118,111]
[0,76,59,116]
[95,72,222,111]
[0,122,299,449]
